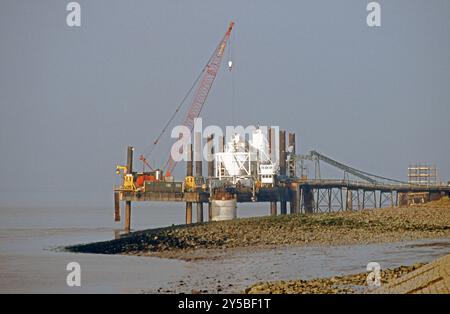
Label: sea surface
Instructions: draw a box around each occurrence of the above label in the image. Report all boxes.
[0,203,449,293]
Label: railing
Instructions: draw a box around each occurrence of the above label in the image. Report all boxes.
[298,179,449,191]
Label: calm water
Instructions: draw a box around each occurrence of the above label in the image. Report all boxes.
[0,203,449,293]
[0,203,266,293]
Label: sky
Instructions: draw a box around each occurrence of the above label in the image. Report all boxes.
[0,0,449,207]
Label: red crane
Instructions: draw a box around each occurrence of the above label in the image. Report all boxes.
[162,21,235,176]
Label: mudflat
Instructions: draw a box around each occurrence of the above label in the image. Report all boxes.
[66,198,450,260]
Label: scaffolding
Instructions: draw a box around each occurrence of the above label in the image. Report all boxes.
[408,164,438,186]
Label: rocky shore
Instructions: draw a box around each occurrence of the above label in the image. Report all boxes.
[66,197,450,259]
[244,264,425,294]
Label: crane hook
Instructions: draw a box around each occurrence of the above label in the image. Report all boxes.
[228,60,233,71]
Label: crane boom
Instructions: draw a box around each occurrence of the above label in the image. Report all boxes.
[164,21,234,176]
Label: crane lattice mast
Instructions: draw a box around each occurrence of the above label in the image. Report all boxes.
[164,21,234,176]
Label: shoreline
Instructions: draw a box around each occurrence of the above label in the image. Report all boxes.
[145,239,450,294]
[63,198,450,294]
[244,252,450,294]
[244,263,426,294]
[139,237,450,262]
[66,198,450,261]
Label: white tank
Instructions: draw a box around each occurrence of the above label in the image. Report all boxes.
[211,199,237,221]
[250,129,270,162]
[220,134,249,177]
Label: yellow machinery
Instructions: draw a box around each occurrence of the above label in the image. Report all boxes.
[116,165,136,191]
[184,176,206,192]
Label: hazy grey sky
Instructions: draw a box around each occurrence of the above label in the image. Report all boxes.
[1,0,449,207]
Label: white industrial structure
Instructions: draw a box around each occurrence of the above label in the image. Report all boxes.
[214,129,278,186]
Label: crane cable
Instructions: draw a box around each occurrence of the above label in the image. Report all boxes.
[141,40,224,161]
[228,31,235,125]
[141,70,203,160]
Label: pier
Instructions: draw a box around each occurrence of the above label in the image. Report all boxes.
[114,130,450,231]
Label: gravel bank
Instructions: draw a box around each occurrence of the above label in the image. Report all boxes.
[244,264,425,294]
[66,198,450,259]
